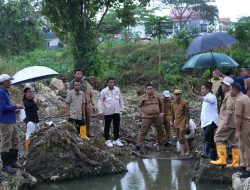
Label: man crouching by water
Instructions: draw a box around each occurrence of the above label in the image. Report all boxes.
[135,84,168,151]
[0,74,23,174]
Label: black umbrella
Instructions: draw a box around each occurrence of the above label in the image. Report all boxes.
[186,32,238,56]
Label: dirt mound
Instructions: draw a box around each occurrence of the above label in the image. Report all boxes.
[24,124,126,182]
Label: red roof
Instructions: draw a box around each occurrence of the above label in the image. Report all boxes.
[169,9,201,22]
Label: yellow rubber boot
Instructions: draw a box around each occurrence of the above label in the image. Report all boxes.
[210,144,227,165]
[226,148,240,168]
[25,139,30,152]
[80,125,89,140]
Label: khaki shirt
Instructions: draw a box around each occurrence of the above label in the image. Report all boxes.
[69,79,93,105]
[86,82,94,106]
[234,92,250,125]
[171,99,189,128]
[211,77,223,94]
[218,91,235,128]
[66,90,85,120]
[98,86,124,115]
[137,94,163,118]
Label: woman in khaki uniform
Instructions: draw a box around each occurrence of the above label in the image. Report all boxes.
[231,82,250,178]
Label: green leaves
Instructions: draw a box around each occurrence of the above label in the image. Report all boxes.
[0,0,44,55]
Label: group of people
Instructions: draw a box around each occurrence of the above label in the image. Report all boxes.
[200,66,250,179]
[0,66,250,179]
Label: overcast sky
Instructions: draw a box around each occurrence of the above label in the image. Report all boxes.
[216,0,250,21]
[153,0,250,21]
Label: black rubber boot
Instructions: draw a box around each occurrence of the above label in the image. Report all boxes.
[210,148,218,161]
[1,152,17,174]
[9,149,22,169]
[201,142,210,158]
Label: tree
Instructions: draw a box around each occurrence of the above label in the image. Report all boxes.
[145,15,173,44]
[99,10,122,35]
[0,0,44,55]
[162,0,218,28]
[231,16,250,50]
[41,0,150,74]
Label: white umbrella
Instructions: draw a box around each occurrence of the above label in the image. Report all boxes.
[11,66,59,85]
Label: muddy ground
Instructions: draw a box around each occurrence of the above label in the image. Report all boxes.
[0,81,238,189]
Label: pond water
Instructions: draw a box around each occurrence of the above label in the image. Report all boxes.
[36,159,232,190]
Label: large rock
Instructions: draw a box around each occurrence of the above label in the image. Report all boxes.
[49,78,65,91]
[193,158,235,184]
[0,170,37,190]
[232,173,250,190]
[24,124,126,182]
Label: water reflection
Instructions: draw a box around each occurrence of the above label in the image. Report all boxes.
[36,159,229,190]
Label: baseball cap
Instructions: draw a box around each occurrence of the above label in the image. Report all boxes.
[163,90,170,97]
[174,89,182,94]
[0,74,14,83]
[222,76,234,86]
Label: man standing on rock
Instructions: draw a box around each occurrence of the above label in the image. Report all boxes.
[66,80,88,139]
[69,69,96,137]
[199,82,218,160]
[170,89,190,156]
[98,77,124,148]
[135,84,167,151]
[230,82,250,178]
[211,77,240,167]
[0,74,23,174]
[162,90,172,144]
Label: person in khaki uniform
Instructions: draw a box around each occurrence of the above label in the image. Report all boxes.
[66,80,88,139]
[171,89,190,156]
[69,69,96,137]
[136,84,167,150]
[162,90,171,143]
[211,77,240,167]
[230,82,250,178]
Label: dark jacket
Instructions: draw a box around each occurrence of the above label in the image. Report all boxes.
[0,87,17,124]
[23,97,39,123]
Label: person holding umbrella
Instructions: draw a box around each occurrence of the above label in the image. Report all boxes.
[23,87,40,152]
[0,74,23,174]
[215,66,250,94]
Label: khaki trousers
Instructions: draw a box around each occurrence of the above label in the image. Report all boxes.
[164,116,171,141]
[85,105,92,135]
[0,124,19,152]
[239,123,250,168]
[175,127,187,144]
[137,116,166,147]
[214,126,238,147]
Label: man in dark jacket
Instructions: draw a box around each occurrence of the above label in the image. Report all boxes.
[0,74,23,174]
[23,87,40,152]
